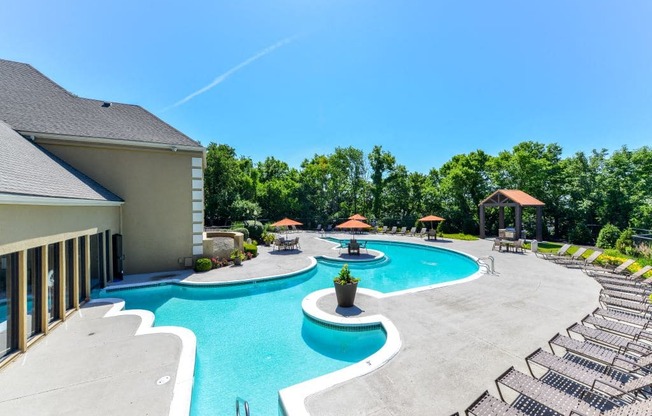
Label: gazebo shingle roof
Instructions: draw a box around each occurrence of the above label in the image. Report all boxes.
[480,189,545,207]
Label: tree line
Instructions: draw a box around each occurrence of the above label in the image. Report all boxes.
[203,141,652,243]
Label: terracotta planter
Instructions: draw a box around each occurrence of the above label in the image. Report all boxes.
[334,282,358,307]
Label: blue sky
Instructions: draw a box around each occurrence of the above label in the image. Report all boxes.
[1,1,651,173]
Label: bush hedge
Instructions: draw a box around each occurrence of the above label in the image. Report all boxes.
[194,258,212,272]
[232,227,250,240]
[243,220,264,241]
[243,242,258,257]
[596,224,620,249]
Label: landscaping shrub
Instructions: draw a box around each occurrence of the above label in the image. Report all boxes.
[596,224,620,249]
[616,228,636,256]
[568,223,593,245]
[194,258,212,272]
[232,227,250,240]
[243,220,264,241]
[243,242,258,257]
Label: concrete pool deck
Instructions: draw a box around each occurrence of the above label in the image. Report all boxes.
[0,232,601,415]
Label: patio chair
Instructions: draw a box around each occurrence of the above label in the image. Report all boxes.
[348,239,360,255]
[465,390,528,416]
[273,238,283,251]
[512,239,525,253]
[553,247,588,264]
[388,226,397,235]
[526,348,652,401]
[427,229,437,240]
[536,243,571,260]
[566,250,603,269]
[491,238,503,251]
[592,307,652,330]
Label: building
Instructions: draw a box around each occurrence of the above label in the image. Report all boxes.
[0,59,205,364]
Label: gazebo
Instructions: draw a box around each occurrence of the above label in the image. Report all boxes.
[478,189,545,241]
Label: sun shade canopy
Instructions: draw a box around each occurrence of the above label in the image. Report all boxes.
[336,219,372,229]
[271,218,303,227]
[348,214,367,221]
[419,215,445,222]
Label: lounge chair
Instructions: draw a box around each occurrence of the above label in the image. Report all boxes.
[582,314,652,344]
[553,247,587,264]
[536,243,571,260]
[565,250,602,269]
[379,225,387,234]
[465,390,527,416]
[526,348,652,401]
[407,226,417,236]
[599,296,652,316]
[495,367,602,416]
[599,282,652,297]
[315,223,322,232]
[549,334,647,373]
[325,224,333,232]
[417,227,427,238]
[567,322,652,356]
[584,259,636,277]
[398,226,407,235]
[388,226,397,235]
[592,307,652,330]
[600,288,649,303]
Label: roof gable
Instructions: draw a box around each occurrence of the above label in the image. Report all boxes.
[480,189,545,206]
[0,120,123,202]
[0,59,202,148]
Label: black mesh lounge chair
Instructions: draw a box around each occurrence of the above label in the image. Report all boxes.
[599,283,652,297]
[601,289,649,303]
[525,348,652,400]
[595,266,652,284]
[495,367,603,416]
[582,315,652,344]
[465,390,528,416]
[599,297,652,316]
[592,308,652,330]
[549,334,649,373]
[567,323,652,357]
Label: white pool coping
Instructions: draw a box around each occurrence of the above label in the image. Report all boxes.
[279,288,402,416]
[86,298,197,416]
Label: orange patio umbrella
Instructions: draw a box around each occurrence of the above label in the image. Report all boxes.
[348,213,367,221]
[271,217,303,227]
[336,219,372,239]
[418,215,445,233]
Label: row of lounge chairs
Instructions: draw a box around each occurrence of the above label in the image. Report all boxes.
[466,252,652,415]
[377,226,436,239]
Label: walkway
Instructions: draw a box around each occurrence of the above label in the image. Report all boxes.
[0,232,601,416]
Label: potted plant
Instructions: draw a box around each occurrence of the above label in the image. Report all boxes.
[333,264,359,307]
[230,248,246,266]
[262,232,275,247]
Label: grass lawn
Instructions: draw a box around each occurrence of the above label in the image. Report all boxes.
[441,233,478,241]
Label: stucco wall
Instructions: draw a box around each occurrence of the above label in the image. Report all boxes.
[39,142,204,274]
[0,204,119,255]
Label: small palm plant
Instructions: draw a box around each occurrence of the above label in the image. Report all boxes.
[333,264,359,285]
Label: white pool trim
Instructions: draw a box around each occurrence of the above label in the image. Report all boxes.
[85,298,197,416]
[279,288,402,416]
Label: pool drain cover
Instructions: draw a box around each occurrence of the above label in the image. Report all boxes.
[157,376,171,385]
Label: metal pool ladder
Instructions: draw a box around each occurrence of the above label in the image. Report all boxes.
[236,397,250,416]
[477,255,496,274]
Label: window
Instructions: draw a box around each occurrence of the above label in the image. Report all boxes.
[47,244,60,323]
[0,253,19,359]
[26,248,43,339]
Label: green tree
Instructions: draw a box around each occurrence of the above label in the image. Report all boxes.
[368,145,396,219]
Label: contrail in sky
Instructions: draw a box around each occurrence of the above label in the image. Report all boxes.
[165,36,297,110]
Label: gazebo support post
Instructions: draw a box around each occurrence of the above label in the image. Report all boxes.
[479,205,486,239]
[536,206,543,241]
[515,204,522,240]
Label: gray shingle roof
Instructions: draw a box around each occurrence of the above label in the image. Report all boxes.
[0,59,202,148]
[0,120,123,202]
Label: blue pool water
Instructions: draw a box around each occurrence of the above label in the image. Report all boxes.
[100,240,478,415]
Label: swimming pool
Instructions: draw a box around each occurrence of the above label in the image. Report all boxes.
[100,240,479,415]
